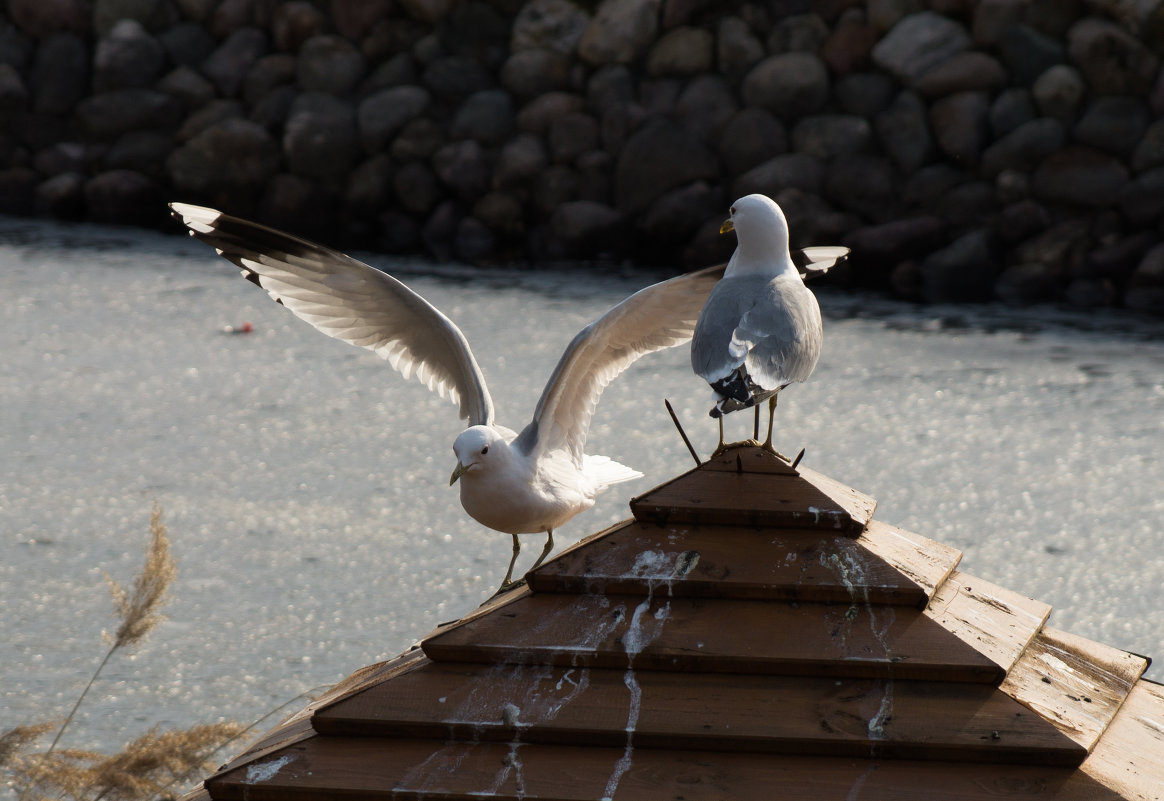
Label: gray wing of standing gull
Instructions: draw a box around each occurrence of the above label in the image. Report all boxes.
[169,202,495,427]
[513,263,726,466]
[692,273,821,392]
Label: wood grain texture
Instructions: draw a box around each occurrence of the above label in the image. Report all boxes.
[526,520,931,605]
[313,662,1086,765]
[857,520,962,601]
[924,570,1051,677]
[1002,627,1148,751]
[630,468,874,532]
[206,737,1125,800]
[1079,679,1164,799]
[422,592,1007,682]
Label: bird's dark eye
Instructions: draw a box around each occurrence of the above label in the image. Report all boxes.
[481,446,489,455]
[730,206,736,214]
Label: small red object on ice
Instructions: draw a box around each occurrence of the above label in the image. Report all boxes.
[222,321,254,334]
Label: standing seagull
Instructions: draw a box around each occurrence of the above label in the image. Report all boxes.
[691,194,843,456]
[170,202,724,590]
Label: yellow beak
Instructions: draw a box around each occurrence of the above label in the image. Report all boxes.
[719,218,735,235]
[449,462,470,485]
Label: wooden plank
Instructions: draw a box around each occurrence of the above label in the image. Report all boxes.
[314,662,1085,765]
[699,444,801,474]
[1080,679,1164,799]
[422,593,1007,683]
[1001,626,1148,752]
[923,571,1051,677]
[527,520,930,605]
[629,468,874,533]
[206,737,1124,800]
[857,520,962,602]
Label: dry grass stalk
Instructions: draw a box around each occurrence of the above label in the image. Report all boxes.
[5,723,244,801]
[18,504,180,801]
[108,502,177,650]
[0,725,55,769]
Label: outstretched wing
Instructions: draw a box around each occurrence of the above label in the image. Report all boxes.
[513,263,726,465]
[170,202,495,426]
[792,246,850,279]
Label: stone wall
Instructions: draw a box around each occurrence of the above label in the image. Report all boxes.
[1,0,1163,312]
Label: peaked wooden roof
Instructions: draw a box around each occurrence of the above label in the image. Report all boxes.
[185,446,1164,800]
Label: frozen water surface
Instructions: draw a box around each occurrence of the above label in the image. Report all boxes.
[1,216,1161,766]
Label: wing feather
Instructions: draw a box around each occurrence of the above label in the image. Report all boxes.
[514,263,725,465]
[170,202,495,426]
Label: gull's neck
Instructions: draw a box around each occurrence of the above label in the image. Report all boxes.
[725,234,797,279]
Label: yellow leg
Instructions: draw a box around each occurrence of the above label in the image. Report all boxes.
[529,530,554,571]
[499,532,521,590]
[762,395,778,451]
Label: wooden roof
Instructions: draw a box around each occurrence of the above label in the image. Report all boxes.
[185,446,1164,800]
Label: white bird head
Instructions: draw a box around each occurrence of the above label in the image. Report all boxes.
[721,194,791,263]
[450,425,506,485]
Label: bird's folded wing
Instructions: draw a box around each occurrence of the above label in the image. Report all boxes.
[516,263,726,466]
[170,202,495,426]
[792,245,850,278]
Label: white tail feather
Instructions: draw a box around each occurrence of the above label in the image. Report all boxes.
[583,455,643,489]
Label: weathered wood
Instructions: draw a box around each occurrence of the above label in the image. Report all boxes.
[1078,678,1164,797]
[206,738,1125,800]
[422,593,1007,683]
[527,520,930,605]
[629,468,875,533]
[314,662,1086,765]
[857,520,962,601]
[923,571,1051,677]
[699,444,801,474]
[1001,626,1148,752]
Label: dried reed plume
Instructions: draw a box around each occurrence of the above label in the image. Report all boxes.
[16,503,185,801]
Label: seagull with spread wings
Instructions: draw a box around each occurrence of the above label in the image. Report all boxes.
[171,202,725,590]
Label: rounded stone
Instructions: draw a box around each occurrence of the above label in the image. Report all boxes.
[980,118,1066,178]
[871,11,971,86]
[1033,147,1130,208]
[201,27,269,98]
[578,0,659,66]
[283,92,359,183]
[1032,64,1086,124]
[1132,120,1164,172]
[29,33,88,116]
[390,116,445,161]
[717,16,764,76]
[717,108,788,178]
[613,117,718,213]
[75,89,182,140]
[874,90,934,174]
[432,139,491,201]
[499,48,571,99]
[995,24,1066,86]
[296,34,366,96]
[35,170,86,219]
[393,160,442,214]
[834,72,896,118]
[450,89,514,146]
[271,2,324,53]
[510,0,590,54]
[1067,16,1159,96]
[83,169,162,226]
[516,91,584,134]
[792,114,872,160]
[928,91,990,166]
[741,52,829,119]
[548,111,599,164]
[358,85,430,154]
[733,152,825,199]
[93,19,164,92]
[647,26,713,76]
[1072,97,1150,160]
[166,117,280,193]
[913,51,1007,98]
[988,88,1035,138]
[493,132,548,188]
